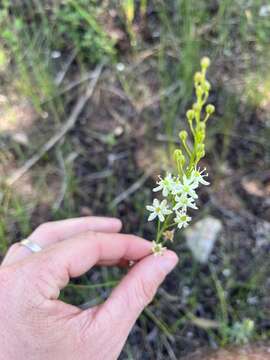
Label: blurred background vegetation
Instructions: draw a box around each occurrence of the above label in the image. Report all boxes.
[0,0,270,359]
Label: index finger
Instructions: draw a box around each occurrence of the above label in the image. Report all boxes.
[31,231,152,299]
[2,217,122,266]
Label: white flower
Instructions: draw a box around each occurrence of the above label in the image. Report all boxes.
[174,210,192,229]
[151,241,167,256]
[146,199,172,222]
[173,193,198,211]
[190,168,210,187]
[153,173,175,197]
[171,175,198,199]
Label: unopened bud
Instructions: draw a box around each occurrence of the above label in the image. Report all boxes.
[186,109,195,121]
[204,81,211,91]
[194,72,203,83]
[201,57,210,69]
[174,149,185,165]
[197,143,205,158]
[198,122,206,131]
[193,103,200,112]
[179,130,188,142]
[196,86,203,98]
[206,104,215,115]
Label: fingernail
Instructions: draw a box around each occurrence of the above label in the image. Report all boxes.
[157,252,178,273]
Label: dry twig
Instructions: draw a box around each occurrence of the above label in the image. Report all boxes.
[6,64,103,186]
[110,166,156,208]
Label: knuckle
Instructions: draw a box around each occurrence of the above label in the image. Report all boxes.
[34,222,53,236]
[8,243,20,254]
[30,258,59,299]
[2,243,20,263]
[134,277,157,308]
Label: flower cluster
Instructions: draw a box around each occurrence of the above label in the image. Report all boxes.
[146,57,215,255]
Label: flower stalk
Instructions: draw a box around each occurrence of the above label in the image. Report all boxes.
[146,57,215,255]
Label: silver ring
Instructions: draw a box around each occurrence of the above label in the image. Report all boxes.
[20,239,42,253]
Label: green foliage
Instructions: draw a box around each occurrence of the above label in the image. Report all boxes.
[0,5,59,114]
[225,319,255,345]
[54,0,116,64]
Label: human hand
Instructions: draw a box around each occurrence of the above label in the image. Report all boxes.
[0,217,178,360]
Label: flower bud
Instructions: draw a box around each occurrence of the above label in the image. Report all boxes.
[179,130,188,142]
[197,143,205,158]
[186,109,195,121]
[174,149,185,166]
[206,104,215,115]
[196,86,203,98]
[193,102,200,112]
[204,81,211,91]
[194,72,203,83]
[201,57,210,69]
[198,122,206,131]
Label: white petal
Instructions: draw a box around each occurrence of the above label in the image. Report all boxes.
[146,205,155,211]
[173,203,182,211]
[161,199,167,207]
[153,198,159,206]
[158,213,165,222]
[162,188,169,197]
[148,213,157,221]
[200,178,210,186]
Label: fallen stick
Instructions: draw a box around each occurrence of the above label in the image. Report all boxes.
[110,166,156,208]
[6,63,103,186]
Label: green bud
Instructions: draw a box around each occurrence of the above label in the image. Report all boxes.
[197,130,205,143]
[197,143,205,158]
[206,104,215,115]
[174,149,185,165]
[196,85,203,98]
[201,57,210,69]
[193,102,200,112]
[194,72,203,83]
[197,123,205,142]
[204,81,211,91]
[179,130,188,142]
[198,122,206,131]
[186,109,195,121]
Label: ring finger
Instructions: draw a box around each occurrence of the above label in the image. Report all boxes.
[1,216,122,266]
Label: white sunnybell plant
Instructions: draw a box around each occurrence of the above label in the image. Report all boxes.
[146,57,215,255]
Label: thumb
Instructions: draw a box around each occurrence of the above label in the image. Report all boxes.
[94,250,178,343]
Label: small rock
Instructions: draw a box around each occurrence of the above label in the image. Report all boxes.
[12,132,29,146]
[116,63,125,72]
[51,50,61,59]
[185,216,223,264]
[259,5,270,17]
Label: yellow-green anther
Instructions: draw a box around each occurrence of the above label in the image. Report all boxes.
[206,104,215,115]
[201,57,210,69]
